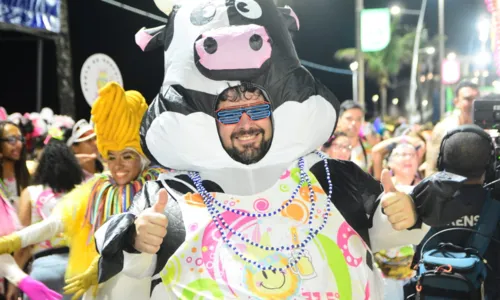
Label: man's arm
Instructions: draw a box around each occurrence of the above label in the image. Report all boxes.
[96,179,186,283]
[349,161,383,216]
[95,181,160,283]
[345,164,430,251]
[369,170,468,250]
[369,201,429,252]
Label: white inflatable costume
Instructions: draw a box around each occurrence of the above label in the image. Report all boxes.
[94,0,429,299]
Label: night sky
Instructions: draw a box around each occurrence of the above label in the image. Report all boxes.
[0,0,487,121]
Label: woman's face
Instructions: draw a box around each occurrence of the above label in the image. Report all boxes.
[325,136,352,160]
[107,149,142,186]
[389,144,419,177]
[72,131,98,156]
[1,124,24,161]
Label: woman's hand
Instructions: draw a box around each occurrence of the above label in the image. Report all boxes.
[63,255,99,300]
[18,276,62,300]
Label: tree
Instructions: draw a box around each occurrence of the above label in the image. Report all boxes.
[55,0,76,117]
[334,18,415,117]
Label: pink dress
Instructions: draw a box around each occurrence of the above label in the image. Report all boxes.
[0,183,22,295]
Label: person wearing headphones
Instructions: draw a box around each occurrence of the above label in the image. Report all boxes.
[405,124,500,299]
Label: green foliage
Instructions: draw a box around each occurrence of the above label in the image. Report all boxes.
[334,17,416,87]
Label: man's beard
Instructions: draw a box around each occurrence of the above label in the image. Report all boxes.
[226,128,271,165]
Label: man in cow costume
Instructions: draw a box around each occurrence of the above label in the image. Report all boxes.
[90,0,431,298]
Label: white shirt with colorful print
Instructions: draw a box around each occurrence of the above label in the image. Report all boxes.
[150,155,384,299]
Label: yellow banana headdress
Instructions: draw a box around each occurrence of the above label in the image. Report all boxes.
[91,82,148,159]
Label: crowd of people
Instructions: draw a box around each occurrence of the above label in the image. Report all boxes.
[0,0,496,299]
[0,82,167,300]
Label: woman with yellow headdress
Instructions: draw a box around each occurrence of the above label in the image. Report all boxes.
[0,82,167,299]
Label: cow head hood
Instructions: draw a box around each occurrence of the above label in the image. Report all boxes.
[139,0,339,195]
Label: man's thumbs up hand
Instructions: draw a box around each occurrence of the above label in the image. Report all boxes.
[134,190,169,254]
[152,190,169,213]
[381,169,397,193]
[380,169,418,231]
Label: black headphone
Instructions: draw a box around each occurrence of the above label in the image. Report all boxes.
[437,125,495,176]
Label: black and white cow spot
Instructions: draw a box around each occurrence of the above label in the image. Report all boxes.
[234,0,262,19]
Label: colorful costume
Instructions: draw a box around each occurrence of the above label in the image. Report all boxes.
[25,184,71,300]
[95,0,429,299]
[0,183,61,300]
[0,179,21,296]
[0,83,166,300]
[0,184,21,237]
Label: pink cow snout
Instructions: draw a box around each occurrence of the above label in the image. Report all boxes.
[195,24,272,71]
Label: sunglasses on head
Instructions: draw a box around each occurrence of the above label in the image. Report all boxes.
[0,136,25,145]
[216,102,271,125]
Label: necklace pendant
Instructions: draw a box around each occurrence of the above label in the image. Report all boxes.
[288,227,316,279]
[288,249,317,280]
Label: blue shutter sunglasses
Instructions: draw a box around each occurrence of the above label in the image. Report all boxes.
[216,102,271,125]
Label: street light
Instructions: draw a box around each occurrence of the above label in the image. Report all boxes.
[372,94,379,102]
[355,0,365,106]
[477,16,490,43]
[447,52,457,60]
[422,99,429,107]
[404,0,427,124]
[389,4,421,16]
[425,47,436,55]
[390,5,401,15]
[392,98,399,105]
[438,0,445,120]
[418,47,436,55]
[350,62,359,102]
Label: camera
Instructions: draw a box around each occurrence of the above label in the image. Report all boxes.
[474,99,500,131]
[473,99,500,196]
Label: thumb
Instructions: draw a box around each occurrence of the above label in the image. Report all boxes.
[381,169,396,193]
[152,189,168,213]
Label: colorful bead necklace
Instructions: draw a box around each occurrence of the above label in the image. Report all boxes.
[188,151,333,272]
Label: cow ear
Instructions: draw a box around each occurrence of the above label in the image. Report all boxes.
[278,5,300,32]
[135,25,167,52]
[0,107,7,121]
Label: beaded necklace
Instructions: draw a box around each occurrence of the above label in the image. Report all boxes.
[0,177,16,201]
[188,151,333,272]
[0,179,9,200]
